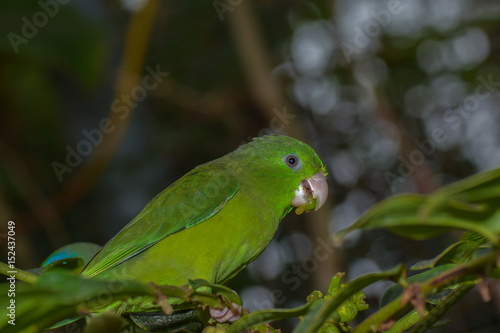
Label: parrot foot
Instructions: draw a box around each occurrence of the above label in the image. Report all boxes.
[150,282,174,315]
[209,303,242,323]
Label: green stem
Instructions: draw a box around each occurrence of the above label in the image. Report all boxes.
[386,310,424,332]
[0,262,39,284]
[352,294,409,333]
[408,283,474,333]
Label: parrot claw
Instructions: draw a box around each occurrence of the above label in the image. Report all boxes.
[150,282,174,315]
[209,303,242,323]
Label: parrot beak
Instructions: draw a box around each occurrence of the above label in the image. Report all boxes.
[291,172,328,215]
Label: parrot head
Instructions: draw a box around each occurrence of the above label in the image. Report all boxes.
[228,135,328,215]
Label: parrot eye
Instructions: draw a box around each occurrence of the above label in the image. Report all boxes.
[284,154,301,170]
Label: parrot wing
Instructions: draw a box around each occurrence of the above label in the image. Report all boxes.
[81,166,240,278]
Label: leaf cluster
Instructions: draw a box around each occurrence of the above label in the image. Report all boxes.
[1,167,500,332]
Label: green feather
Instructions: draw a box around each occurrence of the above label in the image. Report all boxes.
[81,168,240,278]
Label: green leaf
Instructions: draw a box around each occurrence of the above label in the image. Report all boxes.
[83,312,124,333]
[189,279,242,307]
[0,276,245,332]
[411,232,489,270]
[0,271,153,332]
[335,167,500,245]
[129,309,199,332]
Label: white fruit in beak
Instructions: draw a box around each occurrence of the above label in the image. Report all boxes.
[291,172,328,215]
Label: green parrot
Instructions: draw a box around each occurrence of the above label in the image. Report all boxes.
[80,135,328,313]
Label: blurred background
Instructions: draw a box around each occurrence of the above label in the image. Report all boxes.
[1,0,500,331]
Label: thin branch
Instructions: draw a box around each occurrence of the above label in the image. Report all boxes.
[227,1,303,139]
[0,262,39,284]
[353,66,440,194]
[0,138,69,249]
[149,78,239,117]
[20,0,161,229]
[227,1,339,290]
